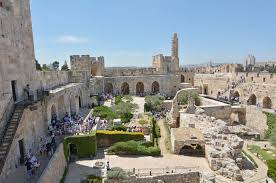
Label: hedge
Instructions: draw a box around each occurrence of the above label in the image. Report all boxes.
[267,159,276,182]
[85,175,102,183]
[107,140,161,156]
[96,130,144,148]
[63,131,97,160]
[263,112,276,138]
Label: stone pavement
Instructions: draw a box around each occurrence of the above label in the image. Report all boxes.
[64,149,212,183]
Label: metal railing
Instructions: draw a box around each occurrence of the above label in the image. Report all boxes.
[125,166,199,177]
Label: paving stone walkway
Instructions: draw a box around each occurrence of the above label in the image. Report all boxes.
[242,141,268,183]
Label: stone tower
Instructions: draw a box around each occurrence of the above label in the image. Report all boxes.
[171,33,179,58]
[171,33,180,72]
[0,0,36,101]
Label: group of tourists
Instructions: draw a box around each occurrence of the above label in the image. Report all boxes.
[126,126,143,133]
[48,112,92,136]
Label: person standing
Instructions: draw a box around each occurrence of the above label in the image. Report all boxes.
[25,159,33,180]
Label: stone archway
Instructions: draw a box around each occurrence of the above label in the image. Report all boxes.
[179,144,205,157]
[181,75,185,83]
[121,82,130,95]
[248,94,257,105]
[152,81,160,94]
[58,95,65,119]
[105,83,113,94]
[263,97,272,109]
[136,82,144,95]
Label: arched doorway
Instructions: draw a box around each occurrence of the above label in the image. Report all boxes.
[136,82,144,95]
[179,144,205,157]
[247,94,257,105]
[121,82,130,95]
[263,97,272,109]
[151,81,160,94]
[233,91,240,98]
[51,104,57,121]
[79,96,82,108]
[181,75,185,83]
[58,96,65,119]
[105,83,113,94]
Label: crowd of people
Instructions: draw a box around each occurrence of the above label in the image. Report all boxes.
[48,112,99,137]
[126,126,143,132]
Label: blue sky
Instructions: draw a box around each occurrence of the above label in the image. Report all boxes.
[30,0,276,67]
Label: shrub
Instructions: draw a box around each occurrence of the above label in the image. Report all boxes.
[144,95,165,112]
[111,125,127,131]
[96,130,144,148]
[119,112,133,123]
[138,119,148,126]
[107,167,132,180]
[115,95,123,105]
[93,106,117,120]
[267,160,276,182]
[107,140,161,156]
[86,175,102,183]
[63,131,97,160]
[177,90,201,106]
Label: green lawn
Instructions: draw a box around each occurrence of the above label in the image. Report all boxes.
[248,145,276,162]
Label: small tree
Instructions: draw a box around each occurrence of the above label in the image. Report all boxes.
[177,90,201,106]
[61,60,69,71]
[35,59,42,71]
[42,64,51,71]
[52,61,59,71]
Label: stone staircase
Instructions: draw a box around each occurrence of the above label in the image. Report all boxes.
[0,103,25,174]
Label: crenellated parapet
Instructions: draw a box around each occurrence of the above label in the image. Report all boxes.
[70,55,105,76]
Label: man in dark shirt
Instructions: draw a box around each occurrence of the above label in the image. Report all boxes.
[25,160,32,179]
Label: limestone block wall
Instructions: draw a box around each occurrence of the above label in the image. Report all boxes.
[235,72,276,85]
[104,172,201,183]
[89,77,104,95]
[37,144,67,183]
[35,71,71,90]
[0,102,47,182]
[104,67,160,77]
[194,73,233,96]
[245,106,267,139]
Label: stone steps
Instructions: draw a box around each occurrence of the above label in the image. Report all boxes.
[0,105,25,174]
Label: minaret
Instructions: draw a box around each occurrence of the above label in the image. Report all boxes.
[171,33,178,58]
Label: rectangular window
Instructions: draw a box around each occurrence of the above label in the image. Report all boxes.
[251,77,253,81]
[263,78,266,82]
[0,2,3,7]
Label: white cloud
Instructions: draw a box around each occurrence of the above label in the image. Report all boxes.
[57,35,88,44]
